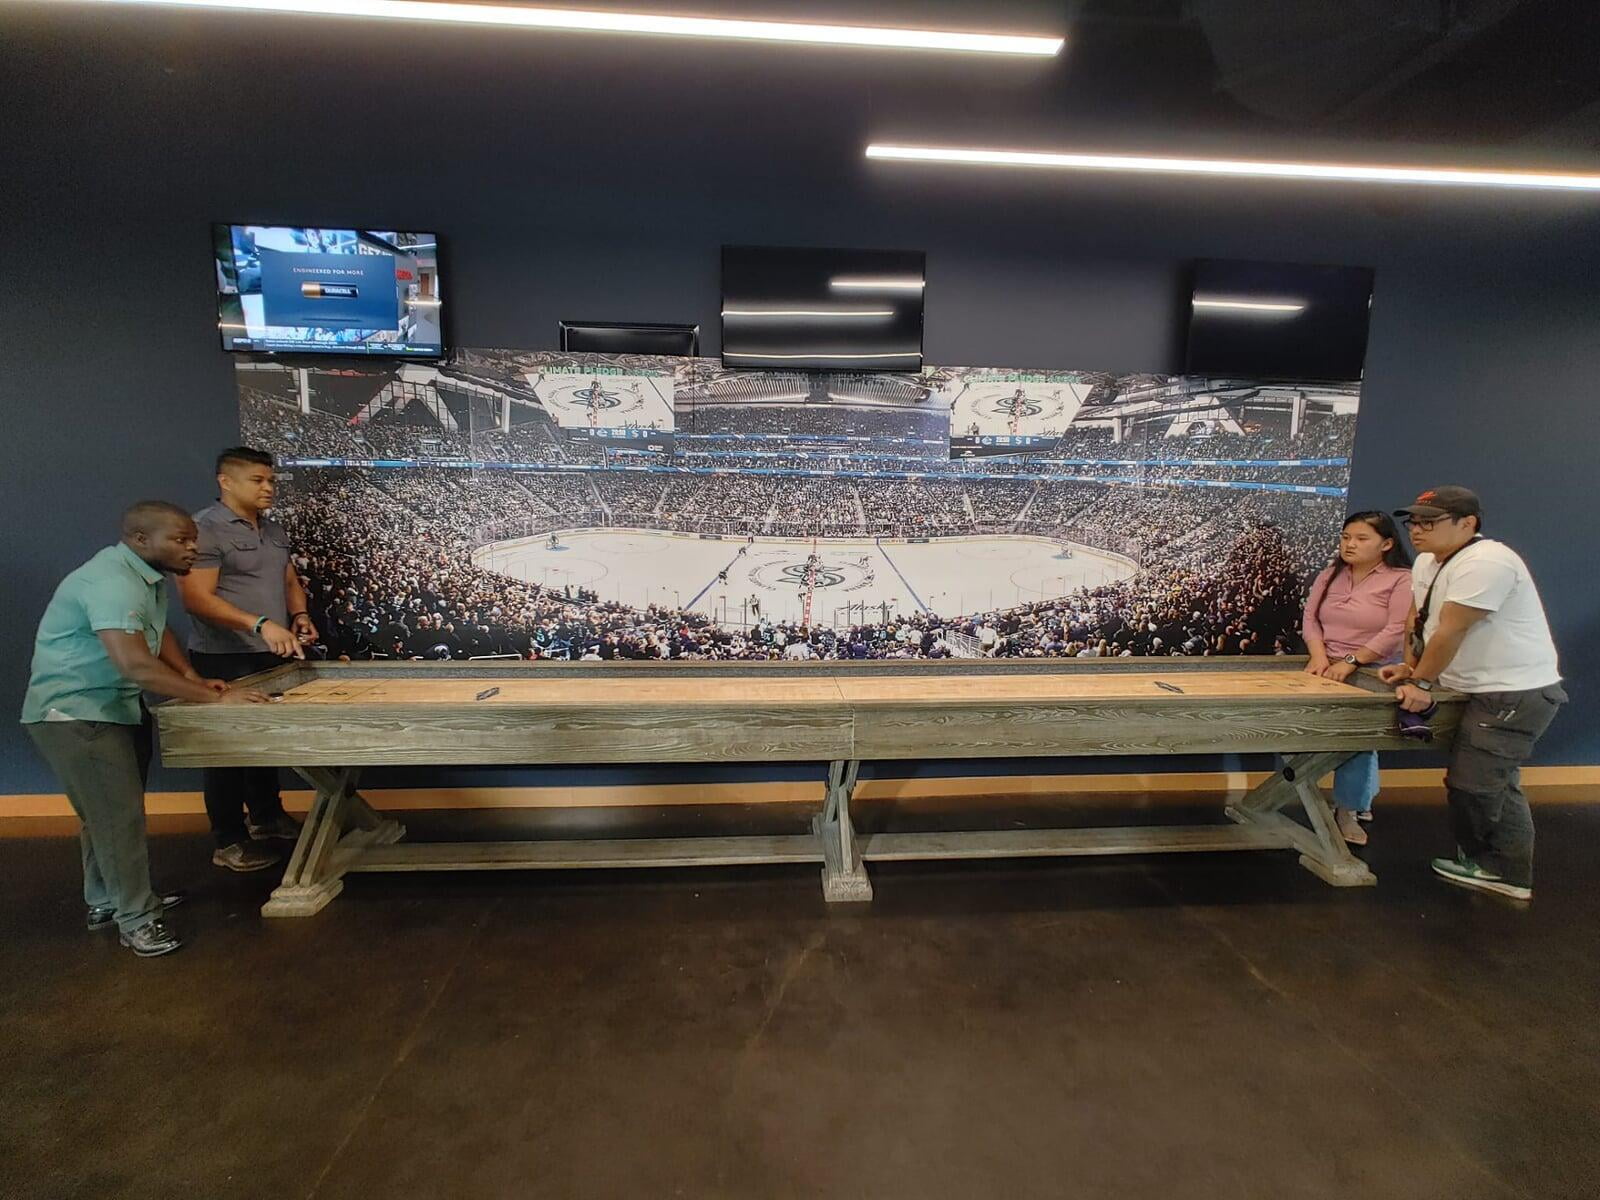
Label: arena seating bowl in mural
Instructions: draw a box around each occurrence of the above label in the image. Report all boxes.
[236,354,1357,663]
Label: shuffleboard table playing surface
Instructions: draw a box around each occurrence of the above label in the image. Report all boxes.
[270,669,1368,707]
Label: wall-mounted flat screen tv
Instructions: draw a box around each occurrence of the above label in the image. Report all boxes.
[1184,258,1373,382]
[560,321,699,356]
[214,224,444,357]
[721,245,925,372]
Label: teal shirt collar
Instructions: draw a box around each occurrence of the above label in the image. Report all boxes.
[115,541,165,587]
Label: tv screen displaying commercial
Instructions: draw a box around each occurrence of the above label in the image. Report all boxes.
[721,246,925,372]
[1184,259,1374,382]
[560,321,700,356]
[214,225,444,357]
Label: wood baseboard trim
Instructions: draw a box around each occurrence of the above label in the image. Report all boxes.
[2,766,1597,820]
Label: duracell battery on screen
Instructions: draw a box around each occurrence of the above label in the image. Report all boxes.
[300,282,361,299]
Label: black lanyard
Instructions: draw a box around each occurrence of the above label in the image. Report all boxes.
[1412,536,1485,658]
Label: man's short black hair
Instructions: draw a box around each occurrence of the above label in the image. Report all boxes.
[216,446,274,474]
[121,500,192,538]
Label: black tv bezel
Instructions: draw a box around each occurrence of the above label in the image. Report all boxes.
[212,221,449,362]
[719,244,926,374]
[558,320,701,357]
[1182,257,1375,384]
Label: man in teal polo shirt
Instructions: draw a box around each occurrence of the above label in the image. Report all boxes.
[22,501,269,957]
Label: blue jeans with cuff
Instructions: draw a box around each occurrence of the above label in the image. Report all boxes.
[1332,751,1380,813]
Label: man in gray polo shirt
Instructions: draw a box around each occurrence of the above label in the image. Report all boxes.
[175,447,317,872]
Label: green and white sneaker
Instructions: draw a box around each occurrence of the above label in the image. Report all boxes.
[1430,856,1532,901]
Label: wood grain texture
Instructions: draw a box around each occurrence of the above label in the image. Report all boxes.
[274,670,1362,706]
[833,671,1364,700]
[346,835,824,871]
[279,677,849,705]
[850,698,1435,760]
[858,824,1287,860]
[156,703,855,767]
[334,824,1296,874]
[154,657,1463,768]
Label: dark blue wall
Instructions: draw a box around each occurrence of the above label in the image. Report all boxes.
[3,8,1596,794]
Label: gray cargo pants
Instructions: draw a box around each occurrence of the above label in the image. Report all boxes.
[1446,683,1567,888]
[24,715,162,934]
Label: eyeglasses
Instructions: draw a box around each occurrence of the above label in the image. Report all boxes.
[1403,516,1461,531]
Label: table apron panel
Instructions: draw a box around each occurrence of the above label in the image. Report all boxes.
[155,705,855,767]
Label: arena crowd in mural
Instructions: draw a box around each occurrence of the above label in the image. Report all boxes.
[235,348,1358,664]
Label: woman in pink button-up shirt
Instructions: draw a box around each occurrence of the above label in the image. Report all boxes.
[1301,512,1413,846]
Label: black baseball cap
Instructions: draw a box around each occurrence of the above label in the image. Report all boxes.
[1395,485,1482,521]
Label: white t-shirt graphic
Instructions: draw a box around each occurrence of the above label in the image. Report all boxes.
[1412,540,1560,693]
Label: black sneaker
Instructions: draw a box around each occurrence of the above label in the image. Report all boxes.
[120,917,182,958]
[246,812,303,842]
[212,841,282,873]
[87,890,186,931]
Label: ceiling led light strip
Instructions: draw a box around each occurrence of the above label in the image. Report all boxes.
[865,145,1600,192]
[722,309,896,318]
[829,277,926,290]
[1192,299,1304,313]
[724,350,922,360]
[79,1,1064,55]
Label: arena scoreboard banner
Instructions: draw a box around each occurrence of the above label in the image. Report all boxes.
[516,356,676,446]
[942,369,1094,456]
[589,426,675,454]
[952,434,1059,459]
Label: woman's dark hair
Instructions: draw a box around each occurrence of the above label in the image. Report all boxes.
[1311,511,1412,625]
[1337,511,1411,570]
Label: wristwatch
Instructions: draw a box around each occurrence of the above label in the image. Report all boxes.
[1342,654,1359,666]
[1412,678,1435,692]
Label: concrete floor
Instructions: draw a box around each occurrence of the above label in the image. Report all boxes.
[2,791,1597,1200]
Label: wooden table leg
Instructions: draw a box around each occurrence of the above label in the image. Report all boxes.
[1225,752,1376,887]
[343,787,406,847]
[262,767,408,917]
[814,759,871,902]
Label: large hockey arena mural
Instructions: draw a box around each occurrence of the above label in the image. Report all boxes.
[237,349,1358,662]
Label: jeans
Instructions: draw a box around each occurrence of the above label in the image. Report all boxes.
[189,649,288,847]
[25,715,161,934]
[1332,751,1379,813]
[1446,684,1567,888]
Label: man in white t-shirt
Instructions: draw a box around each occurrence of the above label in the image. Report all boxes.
[1378,487,1565,901]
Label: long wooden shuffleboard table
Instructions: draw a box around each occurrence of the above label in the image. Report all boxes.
[153,658,1461,917]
